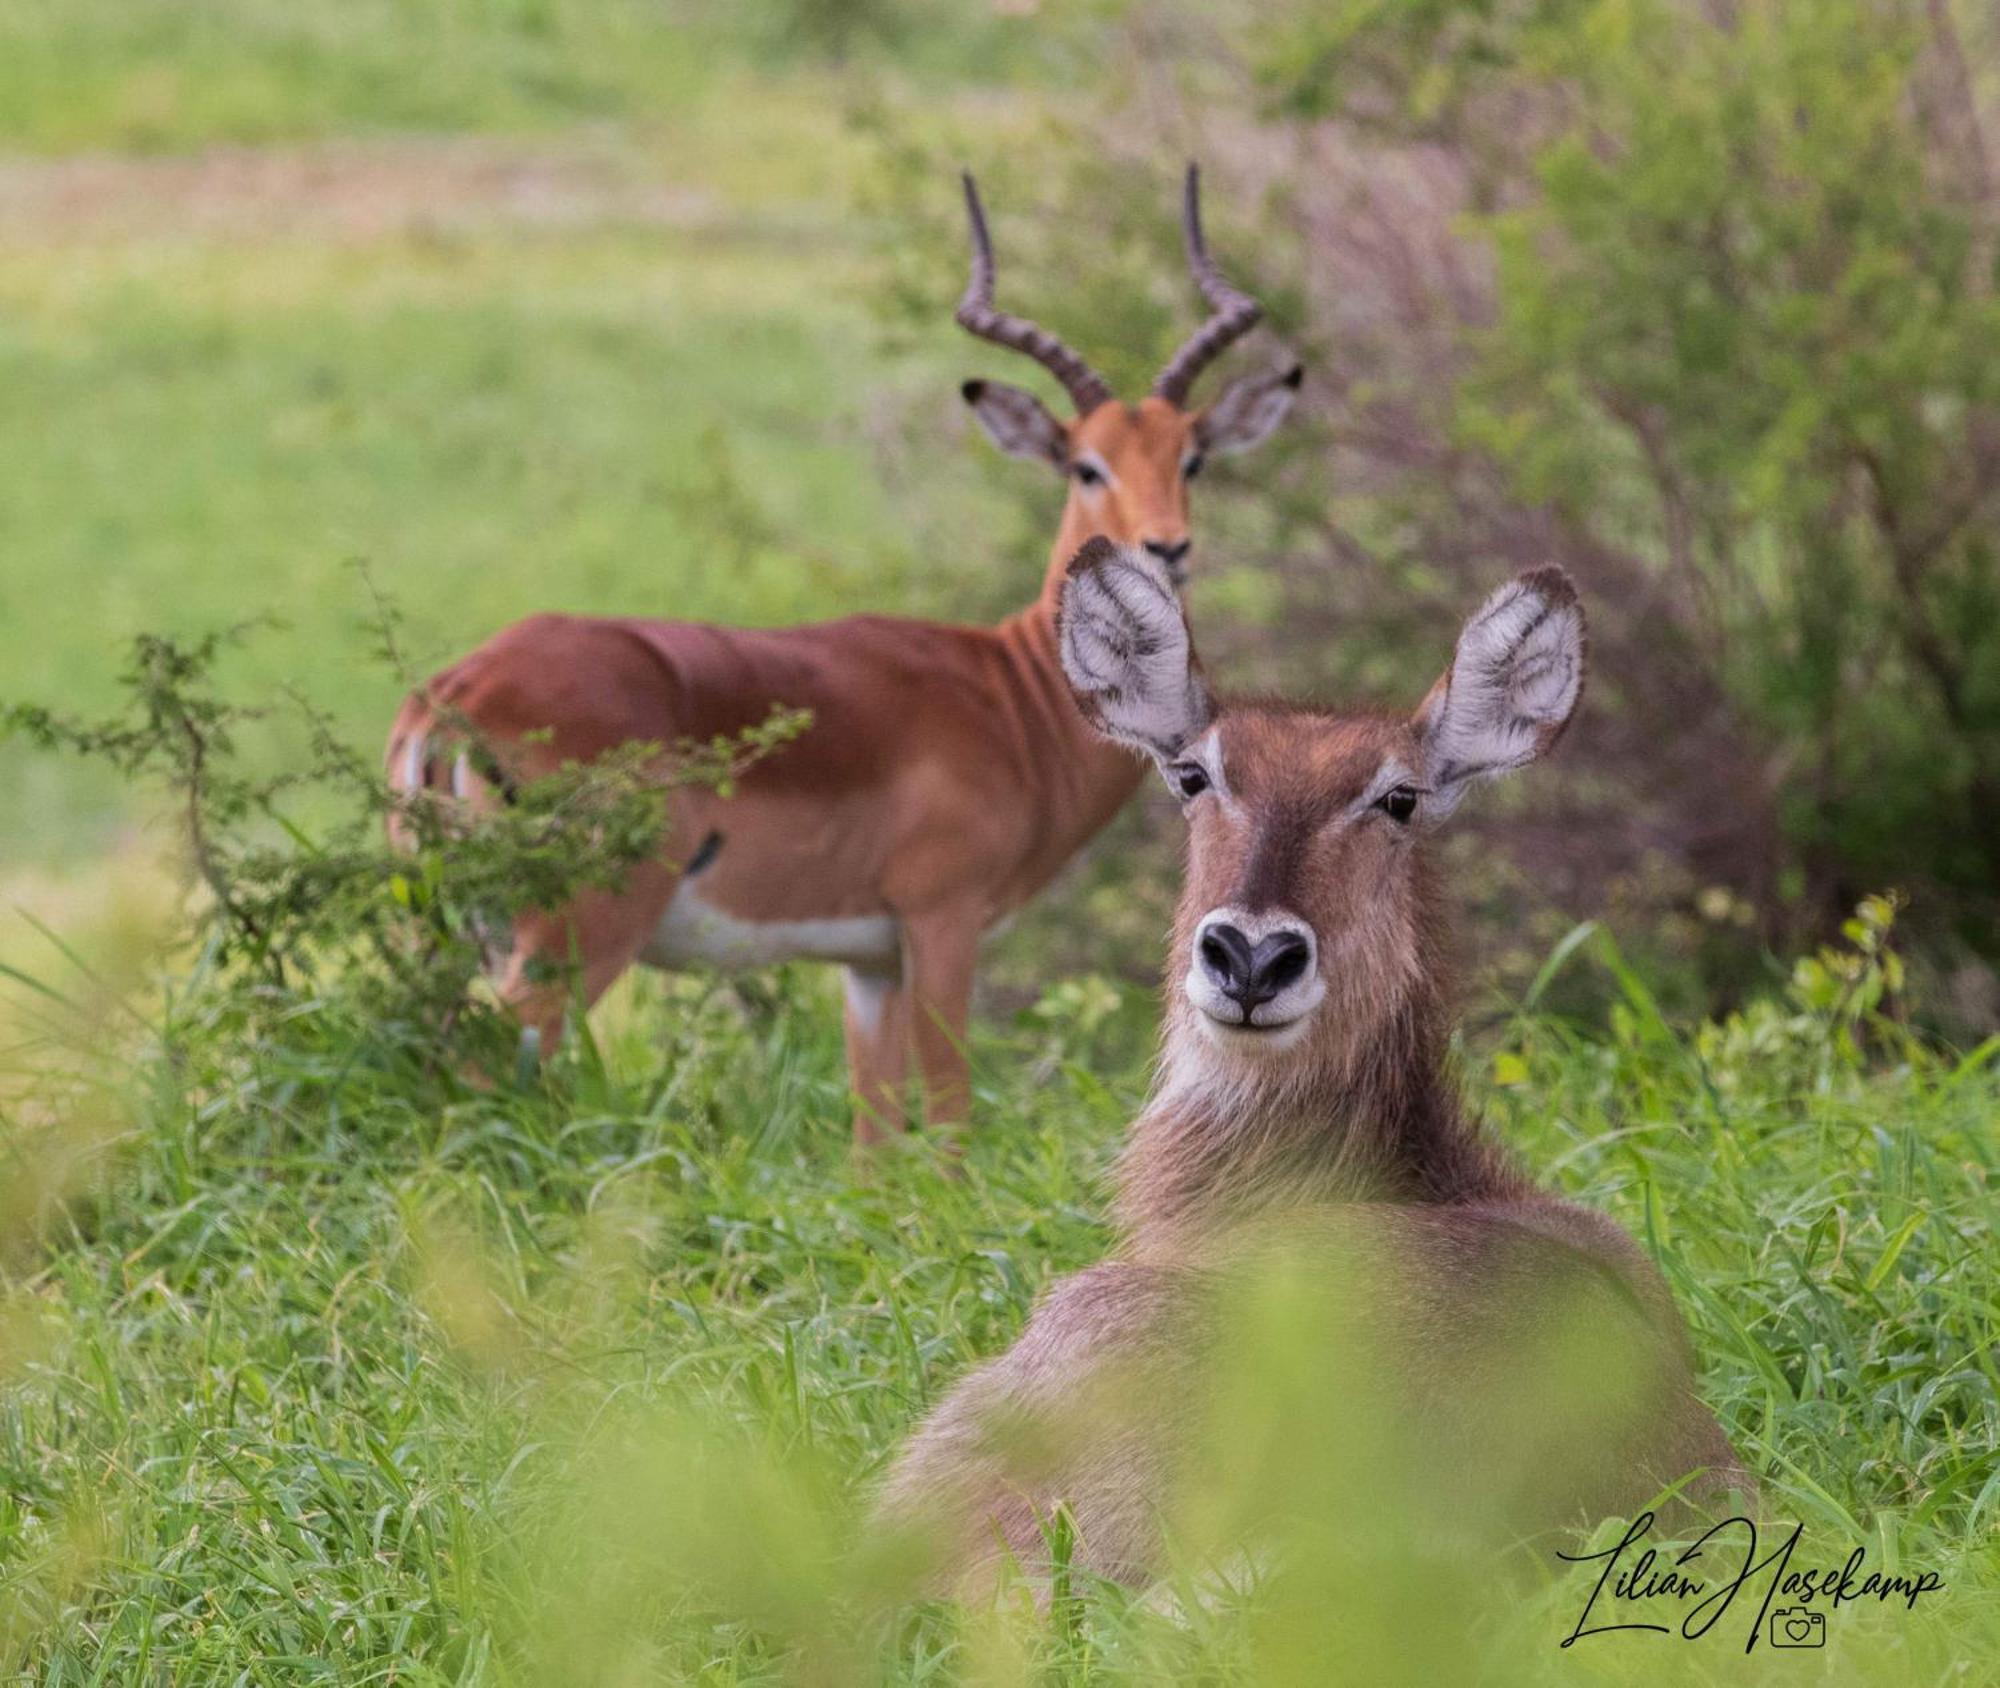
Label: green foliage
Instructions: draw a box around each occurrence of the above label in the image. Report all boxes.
[1262,0,2000,932]
[1,9,1994,1673]
[2,896,1995,1681]
[3,616,804,1075]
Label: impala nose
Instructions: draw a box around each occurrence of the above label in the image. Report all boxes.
[1197,920,1314,1015]
[1142,537,1192,572]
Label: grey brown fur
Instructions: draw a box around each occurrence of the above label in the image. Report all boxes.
[878,547,1749,1594]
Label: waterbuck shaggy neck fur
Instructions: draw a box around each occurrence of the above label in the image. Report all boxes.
[878,540,1749,1591]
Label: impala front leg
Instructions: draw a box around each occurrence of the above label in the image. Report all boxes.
[902,907,982,1141]
[497,863,681,1065]
[843,963,910,1148]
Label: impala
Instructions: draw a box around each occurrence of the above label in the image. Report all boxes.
[386,169,1300,1139]
[879,540,1750,1588]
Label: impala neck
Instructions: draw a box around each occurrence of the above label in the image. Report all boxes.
[995,498,1160,821]
[1033,493,1122,617]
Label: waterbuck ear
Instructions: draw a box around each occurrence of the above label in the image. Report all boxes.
[1413,566,1586,815]
[1057,537,1215,763]
[961,378,1068,470]
[1193,363,1302,457]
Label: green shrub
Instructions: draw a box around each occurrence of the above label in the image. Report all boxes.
[3,613,804,1087]
[1260,0,2000,947]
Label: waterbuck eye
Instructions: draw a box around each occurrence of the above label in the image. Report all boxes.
[1072,460,1104,488]
[1182,452,1205,482]
[1169,762,1211,802]
[1376,785,1419,824]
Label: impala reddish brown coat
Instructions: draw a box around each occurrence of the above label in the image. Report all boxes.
[385,169,1300,1138]
[878,541,1750,1590]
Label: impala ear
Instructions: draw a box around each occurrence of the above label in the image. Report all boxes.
[1058,538,1214,762]
[961,378,1069,470]
[1413,566,1586,816]
[1194,363,1302,457]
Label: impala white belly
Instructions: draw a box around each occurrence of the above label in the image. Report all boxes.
[639,881,901,973]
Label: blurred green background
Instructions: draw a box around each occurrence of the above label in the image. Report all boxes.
[2,5,1998,1684]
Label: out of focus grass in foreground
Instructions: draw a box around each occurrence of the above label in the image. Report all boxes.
[0,880,1993,1683]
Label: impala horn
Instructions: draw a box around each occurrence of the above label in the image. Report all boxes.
[955,172,1114,417]
[1152,163,1265,406]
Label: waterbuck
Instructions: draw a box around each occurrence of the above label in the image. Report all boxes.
[878,539,1749,1591]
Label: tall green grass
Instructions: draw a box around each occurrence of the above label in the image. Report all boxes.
[1,899,1993,1682]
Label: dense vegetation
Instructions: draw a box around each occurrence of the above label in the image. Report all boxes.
[2,1,1996,1682]
[3,831,1995,1680]
[1266,0,2000,949]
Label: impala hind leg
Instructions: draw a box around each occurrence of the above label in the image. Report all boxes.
[843,964,910,1147]
[903,907,981,1141]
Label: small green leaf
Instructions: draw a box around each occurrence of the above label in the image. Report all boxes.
[1863,1211,1925,1292]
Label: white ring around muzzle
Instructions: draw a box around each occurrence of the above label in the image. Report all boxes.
[1184,905,1325,1047]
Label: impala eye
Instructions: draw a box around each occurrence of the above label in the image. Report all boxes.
[1072,460,1105,488]
[1377,785,1419,823]
[1182,452,1205,481]
[1169,762,1211,801]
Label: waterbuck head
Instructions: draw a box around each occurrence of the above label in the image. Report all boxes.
[1058,539,1585,1086]
[955,167,1301,585]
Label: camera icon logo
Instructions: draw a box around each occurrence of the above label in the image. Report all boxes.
[1770,1607,1826,1648]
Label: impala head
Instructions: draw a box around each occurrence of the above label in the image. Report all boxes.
[1058,539,1586,1077]
[955,166,1301,584]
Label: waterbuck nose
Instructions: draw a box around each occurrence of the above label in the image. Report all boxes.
[1142,537,1192,569]
[1197,920,1314,1013]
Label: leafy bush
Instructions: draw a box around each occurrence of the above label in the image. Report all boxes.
[1259,0,2000,949]
[3,615,804,1086]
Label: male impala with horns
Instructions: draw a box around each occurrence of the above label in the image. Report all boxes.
[385,167,1301,1141]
